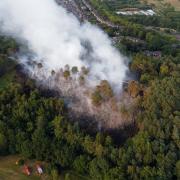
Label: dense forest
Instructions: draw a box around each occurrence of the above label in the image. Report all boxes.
[0,0,180,179]
[0,33,179,180]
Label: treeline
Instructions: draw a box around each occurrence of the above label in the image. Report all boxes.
[120,30,179,56]
[131,54,180,83]
[0,35,18,55]
[0,35,18,76]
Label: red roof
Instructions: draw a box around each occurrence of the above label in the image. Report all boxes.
[23,165,31,175]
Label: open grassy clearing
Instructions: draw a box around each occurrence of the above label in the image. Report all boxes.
[141,0,180,11]
[0,155,89,180]
[0,155,45,180]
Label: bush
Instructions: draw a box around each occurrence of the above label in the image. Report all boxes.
[51,168,59,180]
[16,159,25,166]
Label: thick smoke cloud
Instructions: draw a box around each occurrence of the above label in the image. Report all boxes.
[0,0,127,90]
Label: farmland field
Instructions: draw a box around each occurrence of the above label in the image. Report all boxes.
[142,0,180,10]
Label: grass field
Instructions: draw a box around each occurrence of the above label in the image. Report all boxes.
[0,155,90,180]
[0,155,47,180]
[142,0,180,11]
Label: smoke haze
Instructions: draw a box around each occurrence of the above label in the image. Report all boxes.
[0,0,128,90]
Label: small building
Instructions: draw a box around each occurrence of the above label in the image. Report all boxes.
[23,165,31,176]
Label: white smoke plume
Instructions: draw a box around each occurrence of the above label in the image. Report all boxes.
[0,0,128,91]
